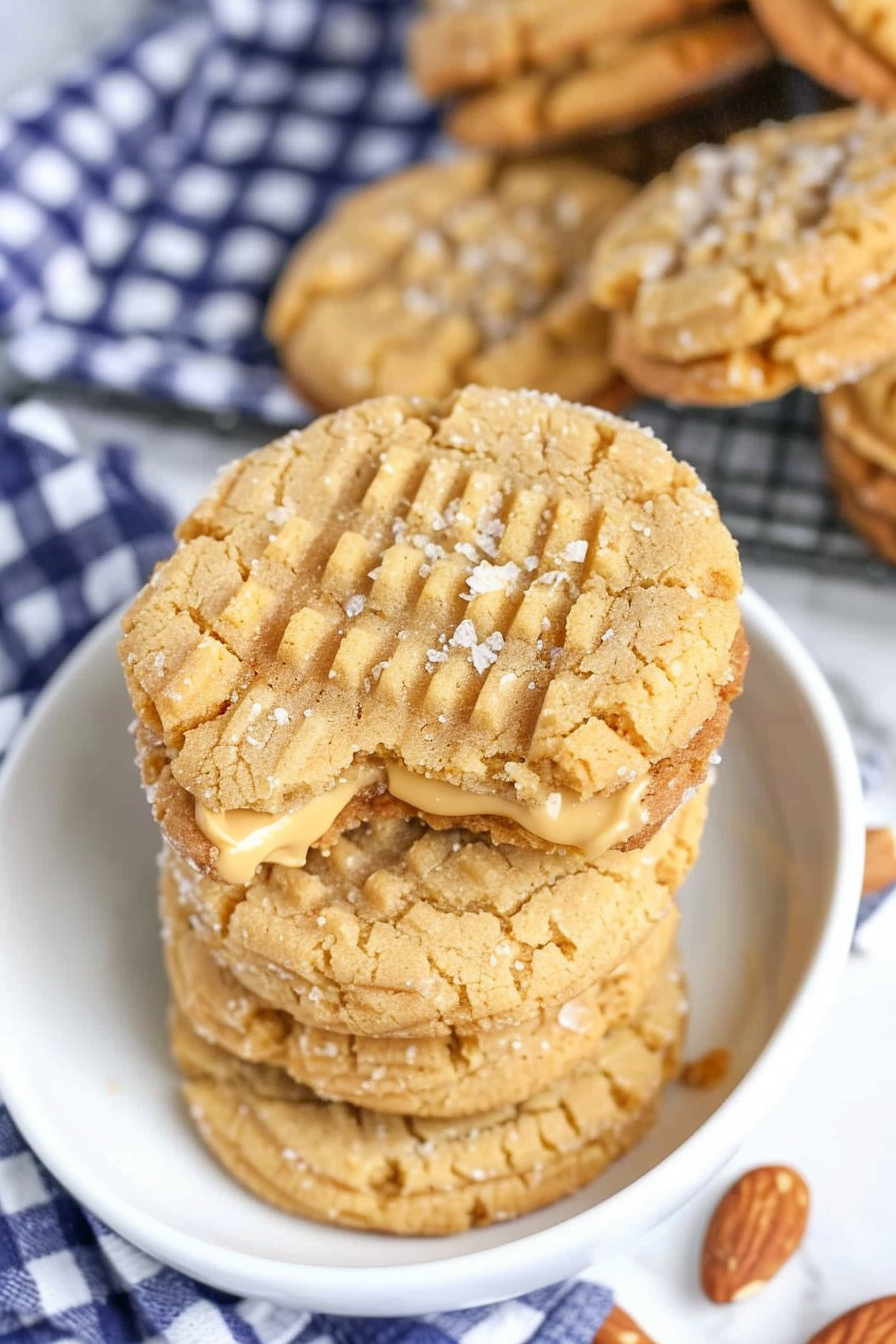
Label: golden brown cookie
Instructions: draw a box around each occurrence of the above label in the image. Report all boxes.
[163,860,680,1115]
[446,13,772,151]
[592,107,896,405]
[835,487,896,565]
[824,434,896,565]
[171,952,686,1235]
[823,361,896,478]
[135,628,741,881]
[120,388,744,882]
[266,157,635,414]
[408,0,729,97]
[160,788,706,1039]
[822,374,896,565]
[749,0,896,107]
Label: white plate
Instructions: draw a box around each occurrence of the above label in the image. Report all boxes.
[0,587,864,1315]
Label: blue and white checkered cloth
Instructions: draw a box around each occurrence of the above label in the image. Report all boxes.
[0,0,441,425]
[0,407,615,1344]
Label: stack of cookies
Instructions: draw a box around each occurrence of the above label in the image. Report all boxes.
[120,385,746,1234]
[822,361,896,565]
[407,0,771,150]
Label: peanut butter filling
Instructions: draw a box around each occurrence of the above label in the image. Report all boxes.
[194,765,650,884]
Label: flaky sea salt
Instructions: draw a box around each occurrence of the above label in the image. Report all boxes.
[556,540,587,563]
[471,631,504,673]
[466,559,520,596]
[558,1000,591,1033]
[449,618,477,649]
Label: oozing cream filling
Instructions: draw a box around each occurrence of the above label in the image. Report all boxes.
[194,765,650,884]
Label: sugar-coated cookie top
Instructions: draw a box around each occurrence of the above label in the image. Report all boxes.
[120,386,741,814]
[266,156,634,411]
[592,107,896,363]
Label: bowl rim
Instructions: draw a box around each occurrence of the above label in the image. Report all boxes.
[0,584,865,1314]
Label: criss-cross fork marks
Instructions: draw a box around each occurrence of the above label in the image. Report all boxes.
[120,389,742,811]
[132,435,603,792]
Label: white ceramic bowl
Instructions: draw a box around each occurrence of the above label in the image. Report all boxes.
[0,587,863,1315]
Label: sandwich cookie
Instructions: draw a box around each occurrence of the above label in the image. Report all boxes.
[592,107,896,404]
[822,363,896,565]
[120,388,744,882]
[159,789,706,1038]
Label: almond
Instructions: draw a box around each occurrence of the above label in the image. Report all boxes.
[806,1296,896,1343]
[863,827,896,897]
[700,1164,810,1303]
[594,1304,657,1343]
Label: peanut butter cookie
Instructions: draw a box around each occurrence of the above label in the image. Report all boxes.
[160,789,705,1039]
[266,157,635,413]
[171,951,686,1234]
[749,0,896,107]
[119,388,744,881]
[446,13,771,150]
[822,365,896,564]
[409,0,730,97]
[163,865,679,1115]
[592,107,896,404]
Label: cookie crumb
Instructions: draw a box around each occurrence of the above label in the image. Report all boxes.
[681,1047,731,1089]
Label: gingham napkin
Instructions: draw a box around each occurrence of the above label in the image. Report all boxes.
[0,406,614,1343]
[0,0,440,423]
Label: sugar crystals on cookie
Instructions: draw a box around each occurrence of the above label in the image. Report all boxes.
[266,156,635,413]
[592,106,896,404]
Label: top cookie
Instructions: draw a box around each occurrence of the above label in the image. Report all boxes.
[408,0,729,97]
[120,387,742,880]
[591,106,896,404]
[749,0,896,107]
[265,157,635,414]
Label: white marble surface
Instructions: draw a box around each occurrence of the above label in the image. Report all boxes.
[3,3,896,1338]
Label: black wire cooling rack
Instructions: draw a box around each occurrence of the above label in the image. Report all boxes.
[636,391,895,582]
